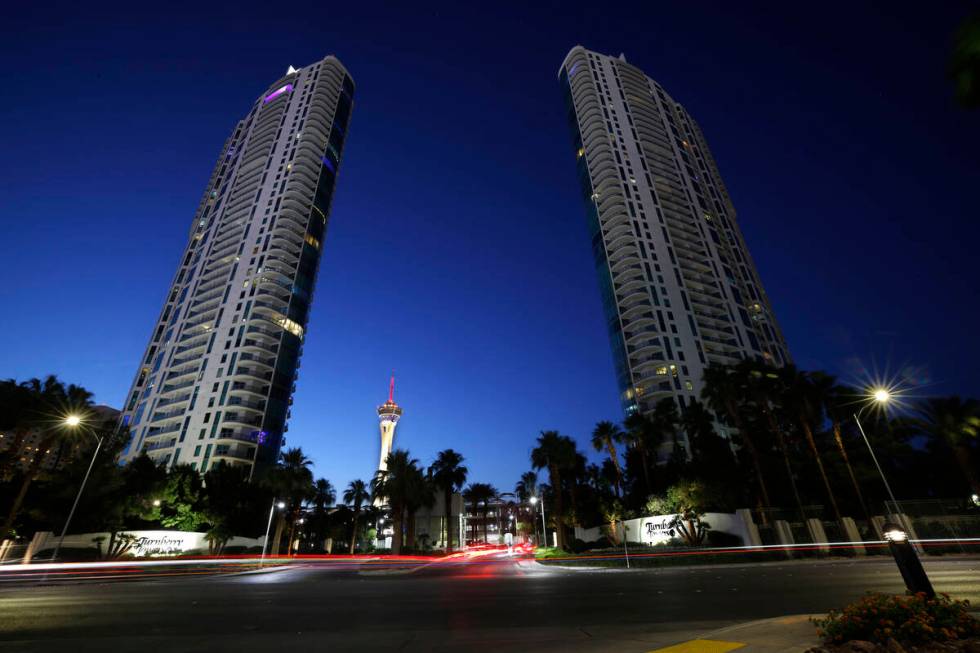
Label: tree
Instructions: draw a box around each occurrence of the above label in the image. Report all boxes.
[781,366,842,522]
[740,361,806,522]
[158,464,207,531]
[814,375,871,520]
[342,479,369,554]
[907,397,980,496]
[261,447,314,555]
[702,364,772,517]
[404,464,435,551]
[530,431,577,549]
[2,378,94,538]
[313,478,335,511]
[372,449,422,555]
[428,449,468,551]
[623,412,657,497]
[682,399,734,471]
[949,13,980,108]
[591,421,624,497]
[463,482,497,543]
[645,480,721,546]
[514,471,538,503]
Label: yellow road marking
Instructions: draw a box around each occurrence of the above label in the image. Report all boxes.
[647,639,746,653]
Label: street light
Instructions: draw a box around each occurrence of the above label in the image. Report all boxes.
[853,387,901,515]
[51,415,105,562]
[261,499,286,566]
[152,499,162,507]
[530,496,547,547]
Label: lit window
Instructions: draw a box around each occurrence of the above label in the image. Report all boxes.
[276,316,304,338]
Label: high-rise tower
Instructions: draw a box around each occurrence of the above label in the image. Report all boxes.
[376,375,402,473]
[118,56,355,474]
[559,46,789,425]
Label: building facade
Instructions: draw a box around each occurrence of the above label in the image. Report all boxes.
[559,46,789,422]
[118,56,355,474]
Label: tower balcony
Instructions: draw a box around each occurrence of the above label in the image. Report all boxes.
[144,439,177,453]
[226,396,266,411]
[156,392,192,409]
[145,421,182,438]
[223,412,264,429]
[229,381,270,398]
[234,367,273,384]
[241,338,279,356]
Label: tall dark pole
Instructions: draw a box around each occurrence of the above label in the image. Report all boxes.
[52,432,103,562]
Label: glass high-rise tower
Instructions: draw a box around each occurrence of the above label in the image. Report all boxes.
[118,56,354,474]
[559,46,789,421]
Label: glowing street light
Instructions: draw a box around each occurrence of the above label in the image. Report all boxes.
[261,499,287,565]
[52,414,106,562]
[152,499,162,507]
[853,386,900,515]
[529,496,547,547]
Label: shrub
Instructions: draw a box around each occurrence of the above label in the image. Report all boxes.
[534,547,569,559]
[813,592,980,645]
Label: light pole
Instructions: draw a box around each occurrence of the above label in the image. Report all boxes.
[52,415,105,562]
[530,496,547,547]
[853,388,901,515]
[261,499,285,566]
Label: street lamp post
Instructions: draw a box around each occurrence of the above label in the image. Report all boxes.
[530,496,547,547]
[52,416,105,562]
[853,388,901,515]
[261,499,285,566]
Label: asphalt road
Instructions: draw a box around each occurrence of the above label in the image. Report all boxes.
[1,554,978,652]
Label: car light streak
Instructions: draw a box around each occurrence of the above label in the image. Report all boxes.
[0,539,974,584]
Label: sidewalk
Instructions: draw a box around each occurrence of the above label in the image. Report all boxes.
[654,615,822,652]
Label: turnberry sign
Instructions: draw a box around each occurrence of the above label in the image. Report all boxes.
[640,515,679,544]
[132,534,189,557]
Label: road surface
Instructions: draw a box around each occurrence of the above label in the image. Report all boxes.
[1,554,977,652]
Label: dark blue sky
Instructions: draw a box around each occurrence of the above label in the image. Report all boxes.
[2,2,977,493]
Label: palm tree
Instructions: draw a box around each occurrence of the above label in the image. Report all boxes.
[591,421,624,497]
[404,466,435,551]
[702,364,772,517]
[813,374,871,520]
[0,377,50,480]
[313,478,335,511]
[268,447,314,556]
[949,13,980,109]
[428,449,468,551]
[530,431,577,549]
[781,366,842,522]
[343,479,369,554]
[372,449,422,554]
[740,360,806,522]
[623,413,656,496]
[463,482,497,543]
[908,397,980,495]
[514,471,538,503]
[2,378,94,538]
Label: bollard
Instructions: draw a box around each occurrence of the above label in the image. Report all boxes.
[883,522,934,597]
